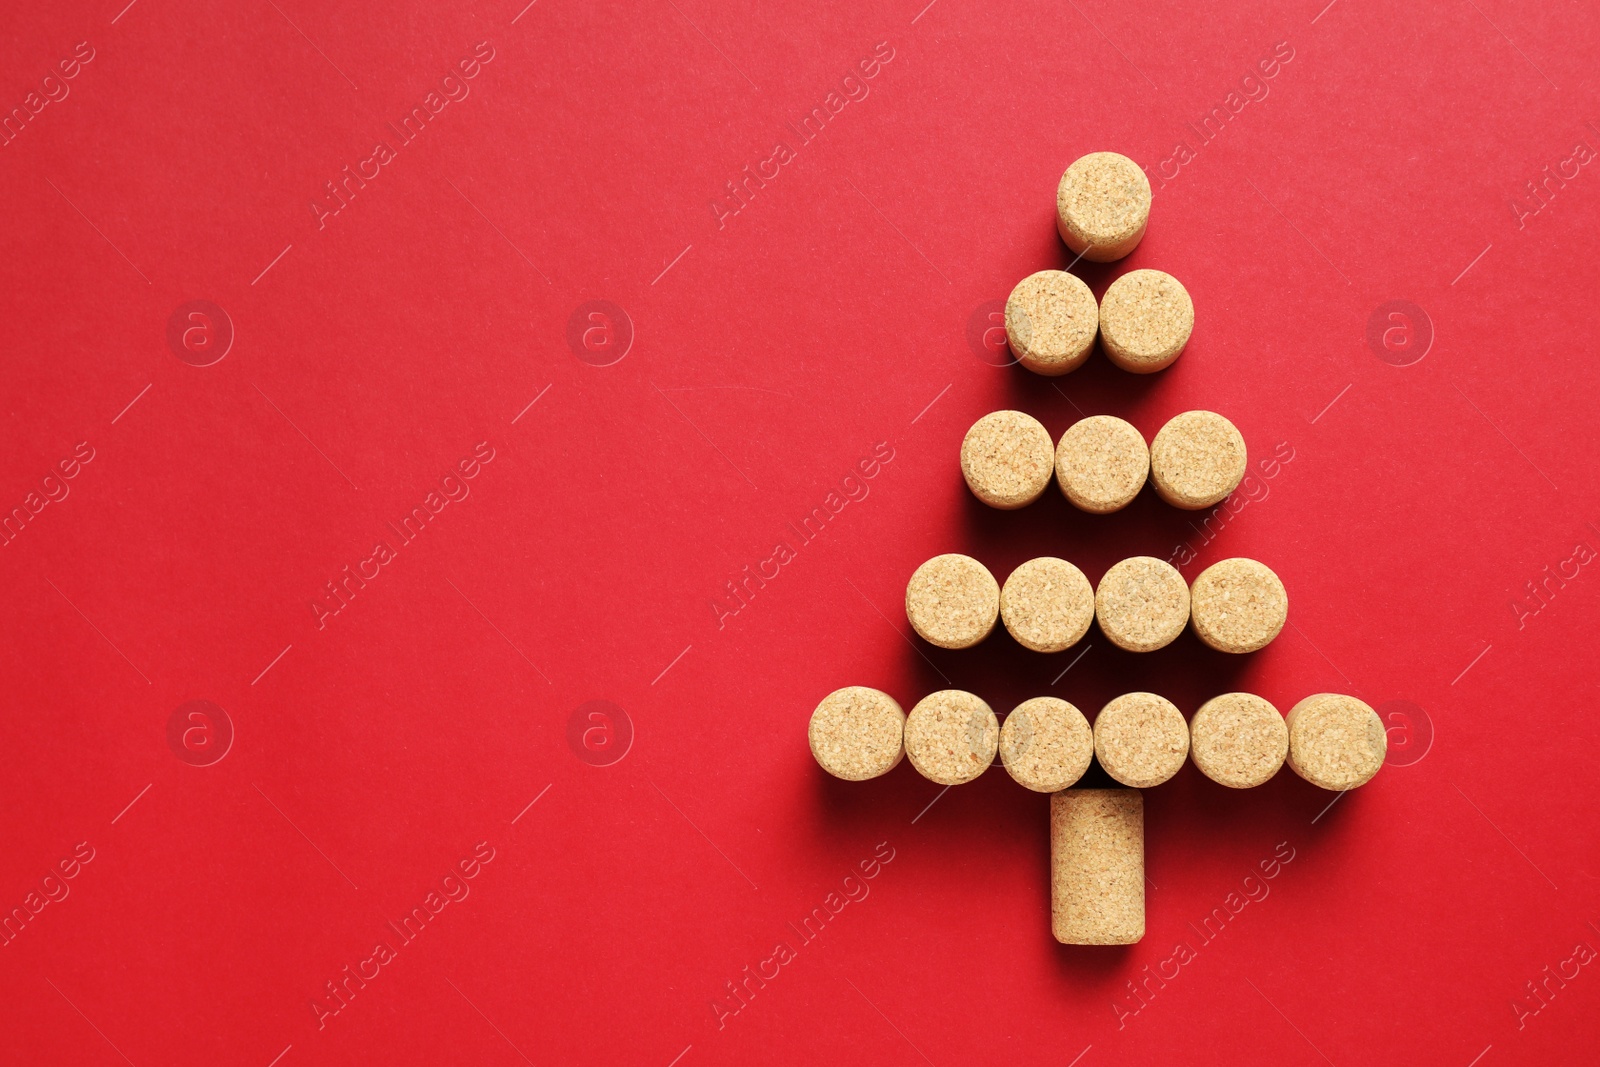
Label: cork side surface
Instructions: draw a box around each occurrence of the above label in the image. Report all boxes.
[906,554,1000,649]
[1006,270,1098,376]
[1190,557,1288,653]
[1055,415,1149,513]
[1000,697,1093,792]
[1051,788,1145,944]
[1189,692,1287,788]
[1094,692,1189,788]
[1000,557,1094,653]
[1149,410,1247,509]
[1094,556,1191,652]
[1055,152,1151,262]
[960,410,1056,509]
[904,690,999,786]
[808,687,906,781]
[1286,693,1386,790]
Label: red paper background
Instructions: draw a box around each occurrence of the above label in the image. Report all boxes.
[2,1,1597,1064]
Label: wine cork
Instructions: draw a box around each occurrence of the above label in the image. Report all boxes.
[905,554,999,649]
[961,411,1055,509]
[1286,694,1386,791]
[1094,692,1189,788]
[1000,557,1094,653]
[1189,693,1287,788]
[1055,415,1149,513]
[1055,152,1151,263]
[1050,788,1144,945]
[808,687,906,781]
[1190,558,1288,653]
[1098,270,1194,374]
[1005,270,1098,376]
[1000,697,1093,792]
[1094,556,1190,653]
[1149,410,1247,509]
[904,690,999,786]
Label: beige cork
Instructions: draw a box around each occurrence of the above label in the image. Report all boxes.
[1190,558,1288,654]
[1000,697,1093,792]
[961,411,1055,509]
[1055,152,1151,263]
[1094,692,1189,788]
[1098,270,1194,374]
[1000,557,1094,653]
[1055,415,1149,514]
[1286,694,1386,791]
[1094,556,1191,653]
[1149,410,1247,509]
[904,690,1000,786]
[808,687,906,781]
[1189,693,1287,788]
[1005,270,1099,376]
[906,554,999,649]
[1051,788,1144,945]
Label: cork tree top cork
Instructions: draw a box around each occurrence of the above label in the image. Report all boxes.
[1056,152,1151,262]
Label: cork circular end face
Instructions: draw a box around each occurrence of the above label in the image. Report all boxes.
[1004,270,1098,376]
[1000,697,1093,792]
[1055,415,1149,513]
[1055,152,1151,262]
[808,687,905,781]
[1098,270,1194,373]
[1189,693,1287,788]
[1190,558,1288,653]
[1094,692,1189,788]
[906,554,999,649]
[1287,694,1386,791]
[1000,557,1094,653]
[1094,556,1191,652]
[1149,410,1247,509]
[960,410,1055,509]
[904,690,999,786]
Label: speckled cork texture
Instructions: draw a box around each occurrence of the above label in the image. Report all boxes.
[1098,270,1194,373]
[961,410,1055,509]
[1094,556,1191,653]
[808,687,906,781]
[1055,415,1149,513]
[1094,692,1189,788]
[1055,152,1151,263]
[1189,693,1287,788]
[904,690,1000,786]
[1051,788,1144,945]
[1000,557,1094,653]
[1000,697,1093,792]
[1005,270,1099,376]
[1149,410,1247,509]
[1286,693,1386,791]
[906,554,999,649]
[1190,558,1288,653]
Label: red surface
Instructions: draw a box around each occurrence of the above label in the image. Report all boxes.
[2,1,1597,1064]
